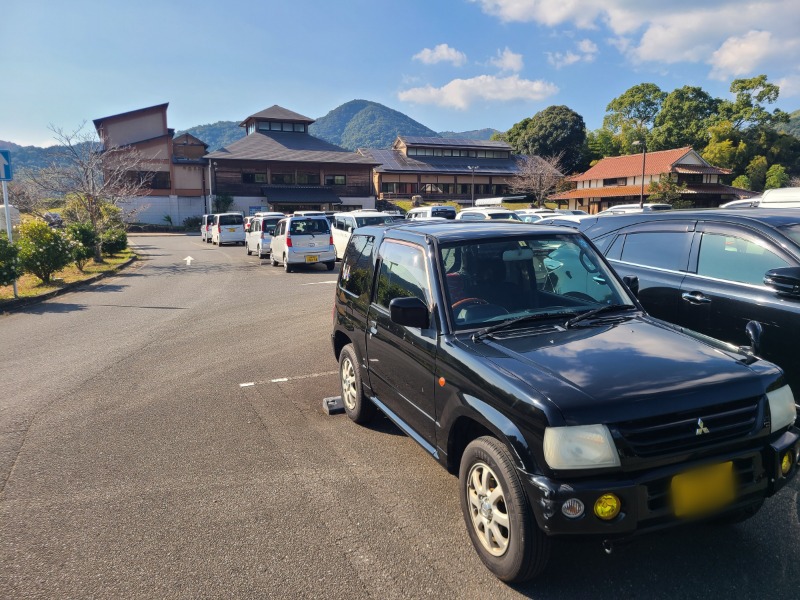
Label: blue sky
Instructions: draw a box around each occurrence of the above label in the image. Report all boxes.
[3,0,799,147]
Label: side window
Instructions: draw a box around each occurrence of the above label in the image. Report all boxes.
[340,235,375,308]
[697,233,789,285]
[619,231,692,271]
[334,217,345,230]
[375,241,430,309]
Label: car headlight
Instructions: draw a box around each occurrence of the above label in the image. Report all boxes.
[767,385,796,432]
[543,424,620,470]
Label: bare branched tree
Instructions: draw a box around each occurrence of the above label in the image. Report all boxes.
[510,153,564,208]
[26,122,152,261]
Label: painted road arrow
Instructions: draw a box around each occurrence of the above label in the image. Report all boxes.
[184,256,194,265]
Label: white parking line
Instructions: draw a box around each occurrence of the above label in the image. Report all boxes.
[239,370,338,388]
[301,281,337,286]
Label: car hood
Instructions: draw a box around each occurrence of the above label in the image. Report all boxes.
[466,316,775,425]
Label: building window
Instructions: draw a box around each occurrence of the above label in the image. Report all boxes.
[272,173,295,185]
[678,174,703,185]
[326,175,346,186]
[243,173,268,184]
[603,178,625,187]
[297,172,320,185]
[294,123,306,132]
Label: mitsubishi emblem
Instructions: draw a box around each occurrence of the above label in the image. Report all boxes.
[695,418,710,436]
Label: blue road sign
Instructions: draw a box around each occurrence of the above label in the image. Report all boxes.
[0,150,11,181]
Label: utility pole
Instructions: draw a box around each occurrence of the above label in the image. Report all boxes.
[467,165,478,206]
[633,139,647,209]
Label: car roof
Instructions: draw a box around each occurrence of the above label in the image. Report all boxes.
[333,210,391,217]
[355,220,577,244]
[578,208,800,239]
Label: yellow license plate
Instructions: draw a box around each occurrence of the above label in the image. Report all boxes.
[671,461,735,518]
[305,255,319,263]
[227,227,236,232]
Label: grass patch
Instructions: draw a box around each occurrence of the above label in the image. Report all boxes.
[0,249,136,301]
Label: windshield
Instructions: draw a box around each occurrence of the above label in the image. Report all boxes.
[489,212,521,220]
[439,234,632,331]
[356,215,395,227]
[289,218,329,235]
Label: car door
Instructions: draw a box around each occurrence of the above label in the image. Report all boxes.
[365,239,438,446]
[679,223,799,370]
[602,221,695,322]
[272,220,286,259]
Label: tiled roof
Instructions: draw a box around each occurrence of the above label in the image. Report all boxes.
[673,164,731,175]
[397,136,511,150]
[551,183,757,200]
[360,148,521,175]
[239,105,315,127]
[570,147,700,181]
[205,131,378,165]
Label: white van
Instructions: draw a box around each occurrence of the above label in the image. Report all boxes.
[331,211,395,259]
[406,205,457,220]
[245,215,283,259]
[212,212,245,246]
[757,187,800,208]
[270,215,335,272]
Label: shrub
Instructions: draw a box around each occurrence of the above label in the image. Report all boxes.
[183,215,203,229]
[212,193,234,213]
[66,222,98,271]
[17,220,74,284]
[101,227,128,255]
[0,234,23,286]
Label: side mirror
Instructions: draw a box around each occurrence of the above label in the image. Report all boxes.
[764,267,800,298]
[389,297,429,329]
[622,275,639,297]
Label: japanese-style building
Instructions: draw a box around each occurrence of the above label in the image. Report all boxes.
[205,106,379,214]
[93,103,209,224]
[550,146,756,213]
[359,136,522,205]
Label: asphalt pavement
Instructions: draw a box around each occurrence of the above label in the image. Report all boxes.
[1,234,798,599]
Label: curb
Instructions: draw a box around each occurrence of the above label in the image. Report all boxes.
[0,255,138,313]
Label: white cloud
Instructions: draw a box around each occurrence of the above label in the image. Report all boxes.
[474,0,800,77]
[489,47,524,72]
[398,75,558,109]
[546,38,598,68]
[709,31,781,80]
[776,73,800,98]
[412,44,467,66]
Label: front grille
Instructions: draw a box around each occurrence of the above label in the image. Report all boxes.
[614,397,762,458]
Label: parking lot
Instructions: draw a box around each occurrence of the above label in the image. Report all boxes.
[1,234,798,599]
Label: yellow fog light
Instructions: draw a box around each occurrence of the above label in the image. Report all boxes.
[781,452,793,476]
[594,493,621,521]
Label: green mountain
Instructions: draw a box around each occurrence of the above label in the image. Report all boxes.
[176,120,243,152]
[779,109,800,138]
[310,100,438,150]
[0,141,80,171]
[438,128,499,140]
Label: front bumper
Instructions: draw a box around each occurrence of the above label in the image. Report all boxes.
[523,427,799,537]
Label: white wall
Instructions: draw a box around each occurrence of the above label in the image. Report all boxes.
[122,195,206,225]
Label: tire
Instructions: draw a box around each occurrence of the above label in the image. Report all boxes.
[339,344,375,424]
[284,254,293,273]
[271,254,279,267]
[459,436,550,583]
[246,242,252,256]
[325,261,335,271]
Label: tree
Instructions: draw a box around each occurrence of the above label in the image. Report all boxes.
[731,174,752,190]
[603,83,667,152]
[212,193,234,213]
[745,156,769,190]
[647,174,690,208]
[509,154,564,208]
[765,164,789,189]
[649,86,719,151]
[26,123,151,262]
[502,106,587,172]
[717,75,789,132]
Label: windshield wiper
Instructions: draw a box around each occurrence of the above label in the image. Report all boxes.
[564,304,637,329]
[472,310,580,342]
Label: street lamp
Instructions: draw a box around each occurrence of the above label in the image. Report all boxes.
[467,165,479,206]
[632,139,646,209]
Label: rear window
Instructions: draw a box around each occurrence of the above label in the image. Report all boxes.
[289,218,330,235]
[432,208,456,219]
[355,216,394,227]
[219,214,243,226]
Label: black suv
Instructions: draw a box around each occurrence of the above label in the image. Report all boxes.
[579,209,800,407]
[331,221,798,582]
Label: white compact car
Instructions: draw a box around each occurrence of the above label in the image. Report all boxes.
[456,207,522,221]
[245,215,284,259]
[331,211,395,259]
[212,212,246,246]
[270,215,336,272]
[200,214,216,242]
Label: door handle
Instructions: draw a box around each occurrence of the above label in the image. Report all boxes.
[681,292,712,304]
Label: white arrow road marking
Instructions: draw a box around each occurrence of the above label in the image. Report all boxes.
[184,256,194,265]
